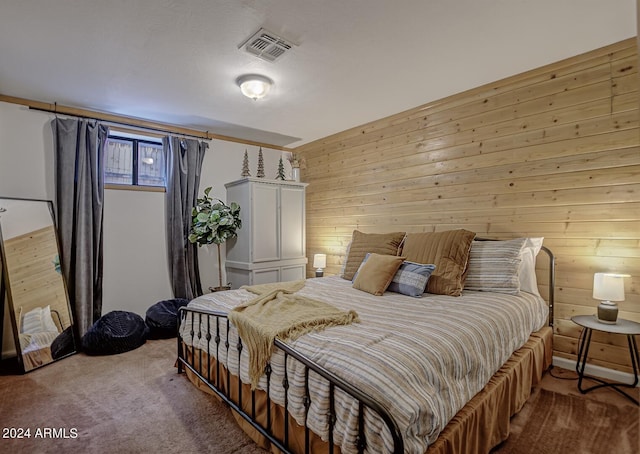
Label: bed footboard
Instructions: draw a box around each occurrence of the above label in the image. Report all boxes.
[177,307,404,454]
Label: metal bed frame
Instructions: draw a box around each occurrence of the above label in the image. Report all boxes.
[177,244,555,454]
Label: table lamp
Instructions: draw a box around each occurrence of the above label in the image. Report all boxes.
[313,253,327,278]
[593,272,629,324]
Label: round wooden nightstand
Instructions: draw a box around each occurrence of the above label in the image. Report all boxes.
[571,314,640,405]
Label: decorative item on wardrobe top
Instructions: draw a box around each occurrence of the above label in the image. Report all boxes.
[256,147,265,178]
[241,150,251,177]
[286,153,306,182]
[276,156,286,180]
[240,148,306,183]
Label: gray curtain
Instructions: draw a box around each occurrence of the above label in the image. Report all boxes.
[51,118,109,337]
[164,136,207,300]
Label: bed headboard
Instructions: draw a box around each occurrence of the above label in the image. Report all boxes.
[539,245,555,328]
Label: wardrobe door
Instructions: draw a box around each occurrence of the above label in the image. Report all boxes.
[280,185,305,260]
[251,183,279,262]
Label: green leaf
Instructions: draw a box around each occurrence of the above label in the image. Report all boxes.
[189,188,242,247]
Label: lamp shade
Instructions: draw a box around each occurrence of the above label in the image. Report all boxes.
[593,273,629,301]
[313,254,327,269]
[237,74,272,100]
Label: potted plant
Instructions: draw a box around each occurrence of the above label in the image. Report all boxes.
[286,153,306,182]
[188,187,242,291]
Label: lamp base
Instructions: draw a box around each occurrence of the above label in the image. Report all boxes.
[315,269,324,278]
[597,301,618,324]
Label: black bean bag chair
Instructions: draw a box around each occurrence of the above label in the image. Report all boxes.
[81,311,148,355]
[145,298,189,339]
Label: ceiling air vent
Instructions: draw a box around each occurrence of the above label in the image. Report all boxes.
[240,28,296,63]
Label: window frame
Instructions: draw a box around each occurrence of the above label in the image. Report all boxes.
[104,133,165,191]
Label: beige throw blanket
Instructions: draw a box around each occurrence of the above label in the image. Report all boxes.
[230,280,359,388]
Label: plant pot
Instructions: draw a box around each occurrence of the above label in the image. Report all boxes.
[209,286,231,292]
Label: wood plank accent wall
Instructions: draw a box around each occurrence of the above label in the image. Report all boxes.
[294,38,639,374]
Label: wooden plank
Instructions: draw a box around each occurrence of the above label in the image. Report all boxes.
[305,162,640,206]
[304,129,639,192]
[297,39,636,154]
[304,109,638,181]
[612,72,639,96]
[323,77,613,154]
[555,318,631,349]
[307,203,640,228]
[612,90,639,113]
[306,154,640,204]
[554,335,635,374]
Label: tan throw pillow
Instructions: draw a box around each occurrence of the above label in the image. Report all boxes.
[401,229,476,296]
[342,230,406,280]
[352,253,406,296]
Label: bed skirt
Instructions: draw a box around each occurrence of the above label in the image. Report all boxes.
[21,346,54,371]
[181,325,552,454]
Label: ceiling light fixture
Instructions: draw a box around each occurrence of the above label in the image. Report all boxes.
[237,74,273,100]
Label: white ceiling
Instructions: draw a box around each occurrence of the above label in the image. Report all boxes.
[0,0,636,147]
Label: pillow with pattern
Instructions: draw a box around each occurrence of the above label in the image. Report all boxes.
[387,261,437,297]
[401,229,476,296]
[342,230,406,280]
[464,238,527,294]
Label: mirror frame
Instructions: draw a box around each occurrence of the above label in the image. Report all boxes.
[0,197,77,373]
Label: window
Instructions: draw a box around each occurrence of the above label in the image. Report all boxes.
[104,134,165,187]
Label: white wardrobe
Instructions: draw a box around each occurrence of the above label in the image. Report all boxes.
[225,177,308,288]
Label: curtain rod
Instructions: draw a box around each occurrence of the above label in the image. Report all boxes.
[0,94,292,151]
[30,105,207,141]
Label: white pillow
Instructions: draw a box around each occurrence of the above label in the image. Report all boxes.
[339,241,352,278]
[21,308,43,334]
[519,238,544,296]
[21,305,59,334]
[42,306,60,332]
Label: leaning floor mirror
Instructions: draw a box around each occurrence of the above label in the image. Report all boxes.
[0,197,77,372]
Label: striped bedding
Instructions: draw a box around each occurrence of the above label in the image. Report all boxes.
[181,276,549,453]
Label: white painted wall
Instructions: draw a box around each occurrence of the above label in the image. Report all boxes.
[0,198,54,240]
[0,101,288,355]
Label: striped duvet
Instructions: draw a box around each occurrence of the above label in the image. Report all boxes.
[181,276,548,453]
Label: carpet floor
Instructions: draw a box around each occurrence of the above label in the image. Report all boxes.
[492,387,639,453]
[1,338,638,453]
